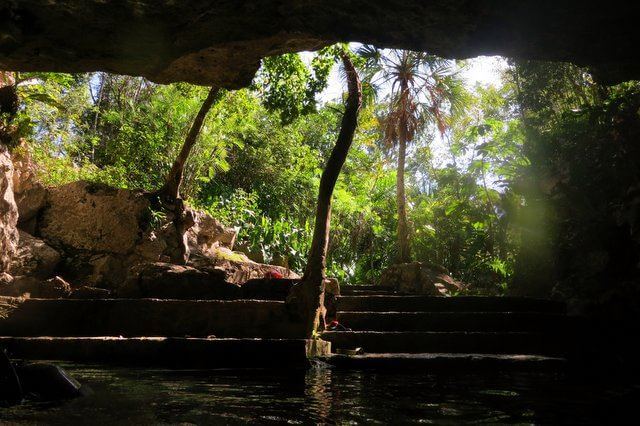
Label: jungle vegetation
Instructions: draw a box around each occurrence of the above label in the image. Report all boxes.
[4,45,640,297]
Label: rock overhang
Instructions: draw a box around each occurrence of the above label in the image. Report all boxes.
[0,1,638,87]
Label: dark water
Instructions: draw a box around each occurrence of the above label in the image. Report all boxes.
[1,363,639,424]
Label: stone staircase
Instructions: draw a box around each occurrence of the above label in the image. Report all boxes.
[322,285,573,371]
[0,297,328,369]
[0,286,576,371]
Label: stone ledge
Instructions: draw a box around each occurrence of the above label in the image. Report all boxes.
[0,297,306,338]
[323,352,568,372]
[0,336,328,369]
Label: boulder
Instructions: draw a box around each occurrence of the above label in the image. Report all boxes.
[39,181,150,254]
[0,144,19,274]
[190,246,300,285]
[39,276,73,298]
[381,262,464,296]
[10,230,61,278]
[118,262,241,300]
[188,210,237,253]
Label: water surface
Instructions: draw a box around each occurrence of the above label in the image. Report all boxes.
[1,363,638,424]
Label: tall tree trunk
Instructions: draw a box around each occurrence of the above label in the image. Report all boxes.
[396,133,411,263]
[287,53,362,337]
[159,87,220,201]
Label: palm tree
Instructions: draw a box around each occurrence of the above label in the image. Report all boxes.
[357,47,464,263]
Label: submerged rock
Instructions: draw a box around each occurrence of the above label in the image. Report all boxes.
[15,362,86,400]
[2,351,87,404]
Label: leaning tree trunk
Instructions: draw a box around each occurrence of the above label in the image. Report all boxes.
[287,53,362,337]
[159,86,220,201]
[396,133,411,263]
[152,86,219,264]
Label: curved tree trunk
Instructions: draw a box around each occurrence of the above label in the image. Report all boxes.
[396,133,411,263]
[153,86,219,264]
[287,53,362,337]
[159,86,220,201]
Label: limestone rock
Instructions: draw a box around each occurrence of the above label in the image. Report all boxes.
[15,183,46,233]
[39,181,150,254]
[187,210,237,254]
[10,230,61,278]
[118,262,241,300]
[11,145,46,230]
[381,262,464,296]
[29,180,295,290]
[0,144,19,274]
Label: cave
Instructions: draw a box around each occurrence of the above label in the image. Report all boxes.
[2,1,640,422]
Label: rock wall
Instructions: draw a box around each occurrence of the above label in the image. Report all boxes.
[2,149,298,297]
[0,144,18,274]
[39,181,151,255]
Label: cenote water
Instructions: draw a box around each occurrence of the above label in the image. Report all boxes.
[1,363,638,424]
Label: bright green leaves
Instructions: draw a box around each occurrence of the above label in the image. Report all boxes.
[253,46,340,124]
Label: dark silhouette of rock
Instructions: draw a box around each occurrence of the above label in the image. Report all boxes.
[381,262,465,296]
[69,286,111,299]
[241,277,298,301]
[118,262,241,300]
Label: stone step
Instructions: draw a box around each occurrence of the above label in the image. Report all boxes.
[324,353,568,372]
[339,289,398,296]
[337,311,570,332]
[341,285,395,292]
[321,331,566,356]
[337,296,566,313]
[0,297,304,338]
[0,337,330,369]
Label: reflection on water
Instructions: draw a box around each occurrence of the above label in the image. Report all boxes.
[1,363,639,424]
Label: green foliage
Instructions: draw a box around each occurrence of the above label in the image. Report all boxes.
[198,189,313,271]
[20,50,628,298]
[253,46,338,124]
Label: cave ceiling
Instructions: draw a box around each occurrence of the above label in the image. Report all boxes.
[1,1,638,87]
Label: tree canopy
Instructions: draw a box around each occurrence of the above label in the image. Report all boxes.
[6,47,640,297]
